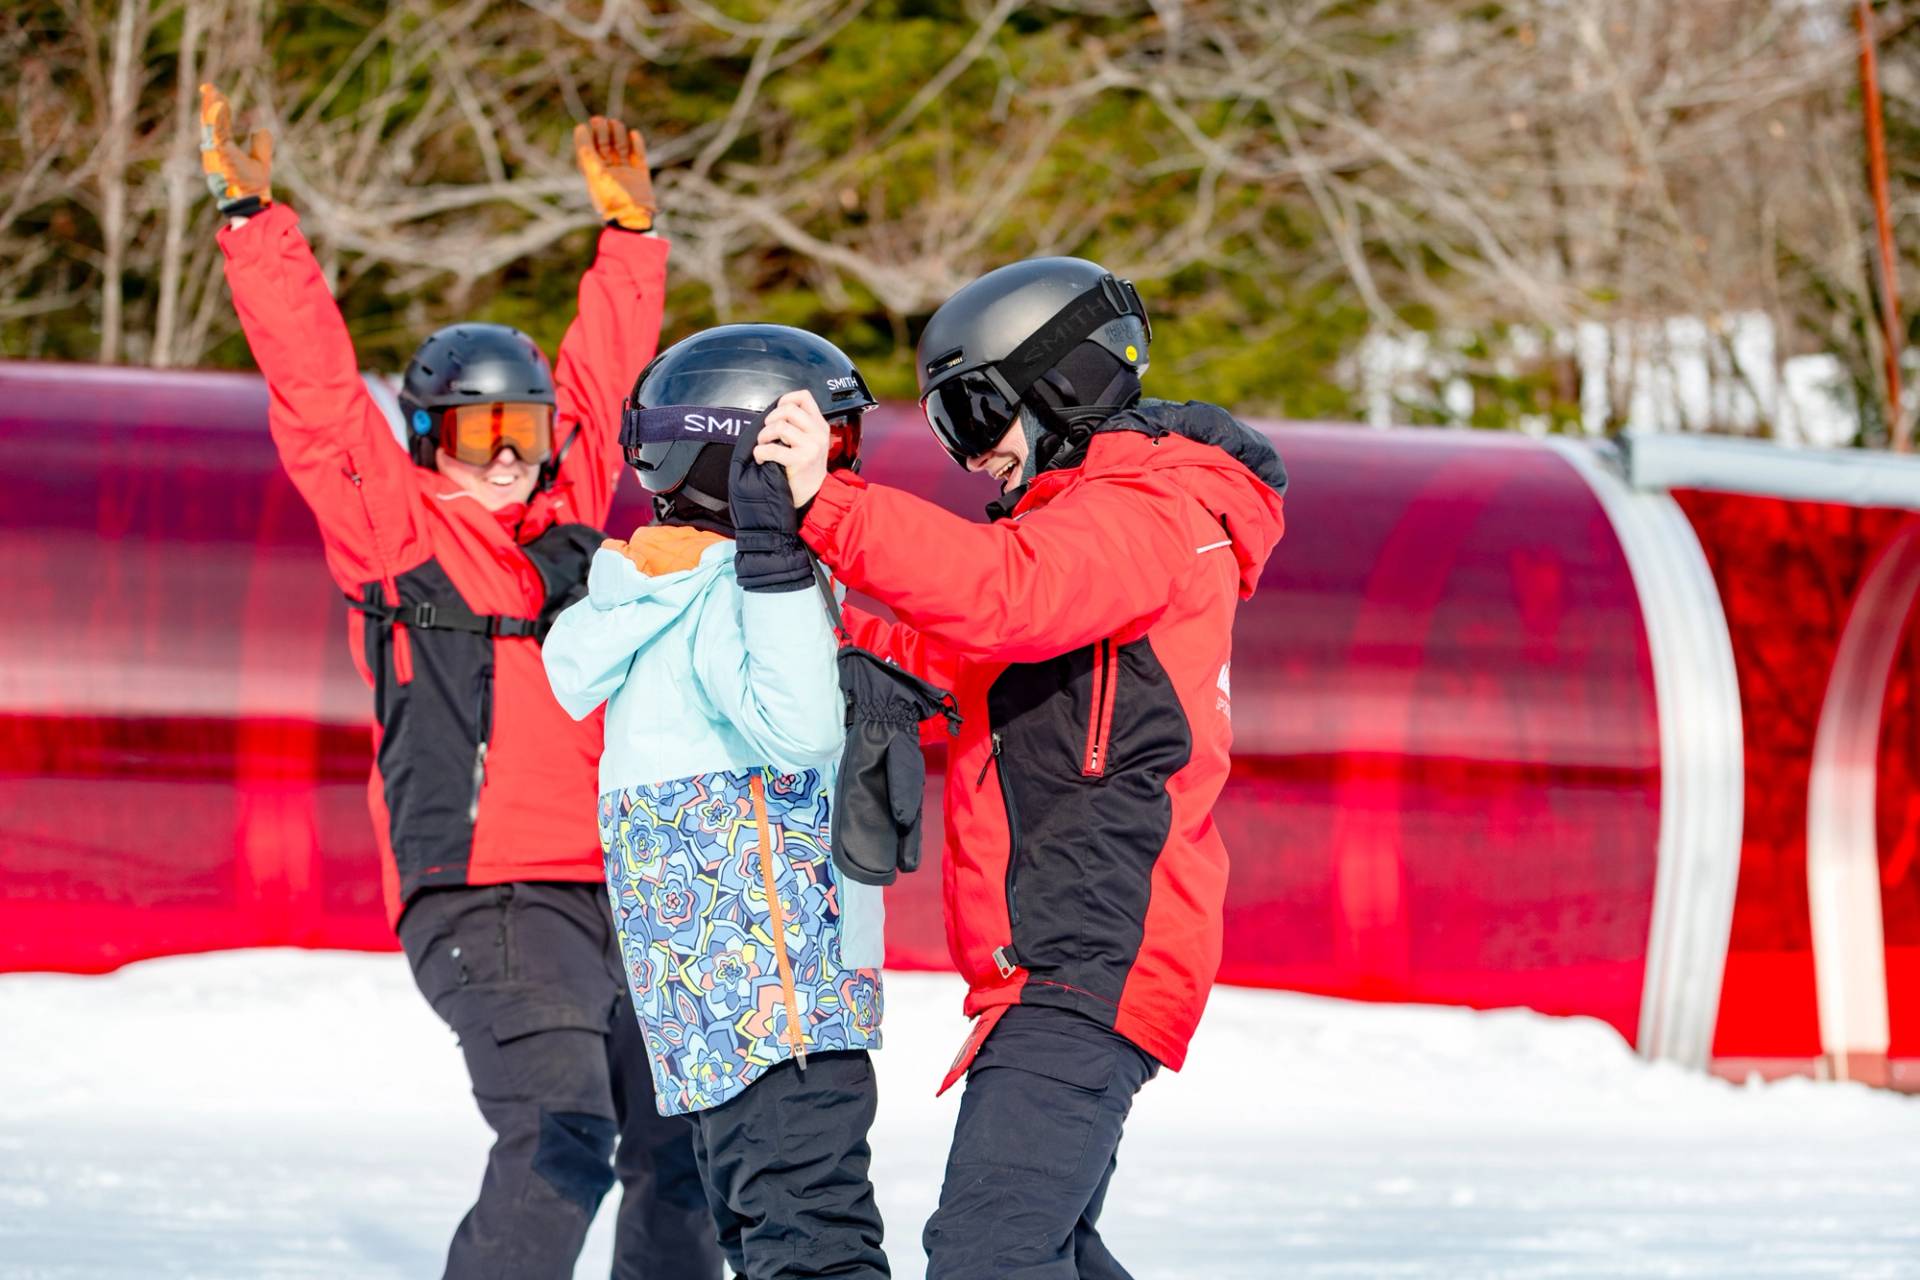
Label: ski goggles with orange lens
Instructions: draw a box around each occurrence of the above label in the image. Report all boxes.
[439,402,554,466]
[828,415,863,472]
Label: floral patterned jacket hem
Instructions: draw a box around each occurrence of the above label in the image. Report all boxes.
[600,765,883,1117]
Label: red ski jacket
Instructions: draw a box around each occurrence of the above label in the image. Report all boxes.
[220,203,669,925]
[806,401,1287,1070]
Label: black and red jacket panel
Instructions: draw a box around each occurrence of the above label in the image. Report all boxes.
[810,401,1287,1070]
[219,203,669,924]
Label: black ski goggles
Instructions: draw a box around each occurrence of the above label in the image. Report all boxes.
[919,272,1151,468]
[921,367,1022,466]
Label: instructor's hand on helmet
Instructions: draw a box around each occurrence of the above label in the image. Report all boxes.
[573,116,655,232]
[754,390,831,509]
[729,406,813,594]
[198,83,273,217]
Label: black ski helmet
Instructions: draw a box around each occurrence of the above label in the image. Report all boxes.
[916,257,1151,469]
[620,324,876,517]
[398,323,557,469]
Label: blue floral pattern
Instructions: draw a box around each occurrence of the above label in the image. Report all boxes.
[599,766,883,1115]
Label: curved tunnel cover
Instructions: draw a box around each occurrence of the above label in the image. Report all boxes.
[1807,520,1920,1077]
[1548,439,1746,1070]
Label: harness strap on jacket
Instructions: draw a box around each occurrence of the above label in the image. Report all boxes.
[346,593,542,639]
[808,558,850,642]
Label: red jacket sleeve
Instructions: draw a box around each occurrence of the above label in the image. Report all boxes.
[548,229,671,528]
[218,203,425,595]
[840,604,961,689]
[802,468,1196,664]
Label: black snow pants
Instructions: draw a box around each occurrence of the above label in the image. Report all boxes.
[922,1004,1160,1280]
[398,881,724,1280]
[687,1050,889,1280]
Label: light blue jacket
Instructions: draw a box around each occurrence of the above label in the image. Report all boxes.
[543,537,883,1115]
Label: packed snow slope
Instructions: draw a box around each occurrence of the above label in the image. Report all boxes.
[2,952,1917,1279]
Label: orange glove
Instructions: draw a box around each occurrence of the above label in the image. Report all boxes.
[199,83,273,215]
[574,116,655,232]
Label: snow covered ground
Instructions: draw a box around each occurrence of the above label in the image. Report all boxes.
[2,952,1918,1279]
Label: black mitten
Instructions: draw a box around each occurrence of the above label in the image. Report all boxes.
[831,648,960,885]
[729,411,814,593]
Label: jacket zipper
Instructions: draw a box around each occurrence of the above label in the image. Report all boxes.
[496,884,515,979]
[974,731,999,787]
[975,731,1023,980]
[468,743,488,824]
[1081,639,1117,777]
[749,772,808,1069]
[468,666,493,824]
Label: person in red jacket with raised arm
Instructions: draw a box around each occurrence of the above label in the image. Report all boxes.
[202,83,721,1280]
[751,258,1288,1280]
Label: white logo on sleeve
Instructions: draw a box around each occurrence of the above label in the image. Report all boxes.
[1215,663,1232,718]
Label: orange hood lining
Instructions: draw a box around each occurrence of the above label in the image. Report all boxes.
[601,524,727,577]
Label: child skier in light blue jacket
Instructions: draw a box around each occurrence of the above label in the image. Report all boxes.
[542,325,889,1278]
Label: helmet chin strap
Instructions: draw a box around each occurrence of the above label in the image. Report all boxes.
[536,423,579,493]
[652,487,735,536]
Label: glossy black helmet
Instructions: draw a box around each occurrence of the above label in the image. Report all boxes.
[621,324,876,515]
[916,257,1150,468]
[398,323,557,469]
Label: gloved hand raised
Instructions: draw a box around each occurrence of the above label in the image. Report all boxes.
[573,116,655,232]
[729,393,817,594]
[199,83,273,217]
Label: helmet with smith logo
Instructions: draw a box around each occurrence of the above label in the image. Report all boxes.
[621,324,876,521]
[916,257,1150,474]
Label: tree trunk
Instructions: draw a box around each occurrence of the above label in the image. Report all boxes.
[96,0,146,366]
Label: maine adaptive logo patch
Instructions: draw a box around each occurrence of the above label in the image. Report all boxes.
[1216,662,1232,718]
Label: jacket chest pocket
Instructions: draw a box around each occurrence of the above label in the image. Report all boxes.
[1080,638,1118,778]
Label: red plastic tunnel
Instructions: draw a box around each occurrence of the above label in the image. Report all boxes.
[3,361,1913,1076]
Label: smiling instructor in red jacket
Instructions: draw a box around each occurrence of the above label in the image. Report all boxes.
[202,83,720,1280]
[752,258,1288,1279]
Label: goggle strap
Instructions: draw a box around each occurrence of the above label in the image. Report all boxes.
[621,404,762,450]
[996,275,1143,400]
